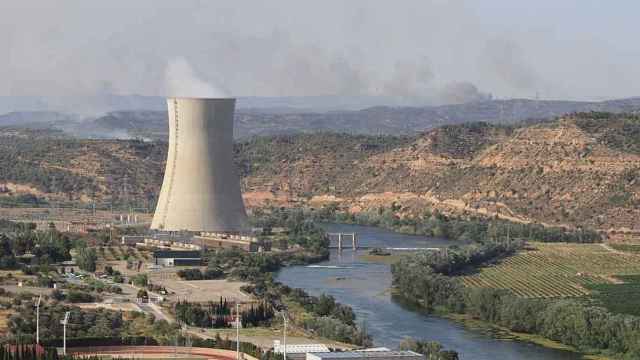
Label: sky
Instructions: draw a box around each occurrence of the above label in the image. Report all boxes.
[1,0,639,102]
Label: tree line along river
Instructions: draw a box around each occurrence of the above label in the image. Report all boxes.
[276,223,585,360]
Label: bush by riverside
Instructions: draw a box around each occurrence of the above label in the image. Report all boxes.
[243,279,370,346]
[391,245,640,358]
[314,204,601,243]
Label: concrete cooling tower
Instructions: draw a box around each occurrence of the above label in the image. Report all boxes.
[151,97,248,233]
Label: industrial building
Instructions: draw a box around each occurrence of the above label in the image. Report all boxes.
[151,98,248,234]
[153,250,202,267]
[195,232,269,252]
[306,351,424,360]
[273,341,330,360]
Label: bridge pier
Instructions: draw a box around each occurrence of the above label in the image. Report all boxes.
[328,232,357,251]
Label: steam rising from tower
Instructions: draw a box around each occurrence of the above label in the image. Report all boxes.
[151,97,247,232]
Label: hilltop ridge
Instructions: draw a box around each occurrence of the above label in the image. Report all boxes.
[2,97,640,140]
[0,112,638,238]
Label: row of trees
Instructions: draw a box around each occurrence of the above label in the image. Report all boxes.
[286,290,356,326]
[0,221,77,270]
[399,338,459,360]
[176,268,223,280]
[75,247,97,272]
[0,345,100,360]
[206,245,327,283]
[391,249,640,358]
[7,299,183,345]
[314,204,601,243]
[207,248,282,282]
[399,241,523,276]
[174,299,274,328]
[9,302,124,341]
[250,207,330,255]
[244,278,370,346]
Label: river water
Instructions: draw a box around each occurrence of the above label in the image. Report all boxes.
[276,223,583,360]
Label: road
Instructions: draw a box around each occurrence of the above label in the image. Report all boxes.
[138,301,172,322]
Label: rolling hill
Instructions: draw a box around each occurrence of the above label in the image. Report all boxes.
[0,112,638,239]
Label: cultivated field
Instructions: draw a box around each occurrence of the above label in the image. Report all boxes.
[96,246,150,262]
[462,243,640,298]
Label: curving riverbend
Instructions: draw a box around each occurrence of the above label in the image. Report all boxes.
[276,223,584,360]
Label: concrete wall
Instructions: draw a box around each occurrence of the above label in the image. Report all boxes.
[151,98,248,232]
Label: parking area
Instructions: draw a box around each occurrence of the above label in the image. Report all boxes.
[148,273,252,303]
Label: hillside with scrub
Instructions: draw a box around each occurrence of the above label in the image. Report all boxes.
[0,112,639,238]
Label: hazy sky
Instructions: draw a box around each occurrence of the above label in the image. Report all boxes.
[1,0,639,101]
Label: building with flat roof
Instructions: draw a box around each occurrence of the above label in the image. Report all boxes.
[306,351,424,360]
[195,232,266,252]
[273,341,330,360]
[153,250,201,267]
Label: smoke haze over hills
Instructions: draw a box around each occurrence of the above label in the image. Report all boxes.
[1,0,639,113]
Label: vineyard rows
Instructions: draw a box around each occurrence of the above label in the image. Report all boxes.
[462,243,640,298]
[96,246,150,262]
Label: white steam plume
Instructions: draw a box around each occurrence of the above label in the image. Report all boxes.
[165,57,228,98]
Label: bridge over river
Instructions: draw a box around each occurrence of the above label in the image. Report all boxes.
[327,232,442,251]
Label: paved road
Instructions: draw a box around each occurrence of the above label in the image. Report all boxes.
[113,281,174,322]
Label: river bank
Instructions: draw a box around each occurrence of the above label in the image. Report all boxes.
[388,287,612,360]
[443,313,610,360]
[277,223,591,360]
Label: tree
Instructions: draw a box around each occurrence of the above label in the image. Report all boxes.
[399,338,459,360]
[131,273,148,287]
[137,289,149,301]
[76,247,97,272]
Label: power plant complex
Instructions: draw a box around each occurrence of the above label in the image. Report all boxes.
[149,98,259,252]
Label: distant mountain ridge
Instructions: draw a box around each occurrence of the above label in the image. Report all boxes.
[1,97,640,139]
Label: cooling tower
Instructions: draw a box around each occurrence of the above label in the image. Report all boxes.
[151,97,248,232]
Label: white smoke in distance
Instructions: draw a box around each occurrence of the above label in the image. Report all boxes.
[165,57,228,98]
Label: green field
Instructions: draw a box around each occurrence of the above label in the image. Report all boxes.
[462,243,640,299]
[610,243,640,253]
[584,275,640,316]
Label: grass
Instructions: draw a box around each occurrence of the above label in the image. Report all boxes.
[462,242,640,298]
[358,253,410,265]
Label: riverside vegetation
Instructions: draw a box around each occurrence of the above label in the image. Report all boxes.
[311,204,601,244]
[173,207,371,347]
[391,242,640,359]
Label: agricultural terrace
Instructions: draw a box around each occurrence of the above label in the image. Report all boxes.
[462,242,640,298]
[96,246,150,262]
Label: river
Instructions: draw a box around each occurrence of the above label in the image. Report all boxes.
[276,223,583,360]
